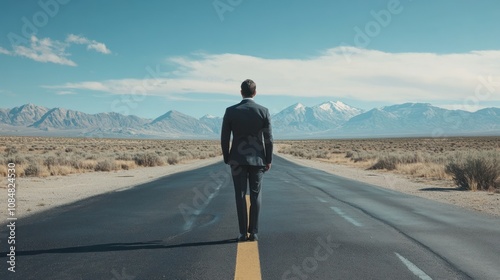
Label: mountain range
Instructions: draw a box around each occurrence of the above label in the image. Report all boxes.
[1,102,499,139]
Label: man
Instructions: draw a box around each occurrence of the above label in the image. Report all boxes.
[221,79,273,242]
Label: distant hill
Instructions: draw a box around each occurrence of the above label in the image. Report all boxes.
[4,104,50,126]
[200,114,223,134]
[340,103,500,137]
[31,107,149,130]
[147,110,215,136]
[0,102,499,139]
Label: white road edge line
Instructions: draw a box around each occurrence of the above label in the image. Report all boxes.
[330,206,362,227]
[115,186,135,192]
[395,252,433,280]
[316,197,327,203]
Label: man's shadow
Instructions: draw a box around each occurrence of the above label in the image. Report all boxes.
[419,187,465,192]
[14,238,238,257]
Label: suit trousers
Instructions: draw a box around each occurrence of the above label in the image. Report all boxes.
[230,165,265,235]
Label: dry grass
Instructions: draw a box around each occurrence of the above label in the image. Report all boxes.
[0,136,221,177]
[278,137,500,192]
[396,162,449,179]
[445,153,500,191]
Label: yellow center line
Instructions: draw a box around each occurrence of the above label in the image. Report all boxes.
[234,195,262,280]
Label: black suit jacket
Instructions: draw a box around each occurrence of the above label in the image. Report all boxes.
[221,99,273,166]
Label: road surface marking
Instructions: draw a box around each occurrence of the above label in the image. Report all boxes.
[395,252,433,280]
[330,207,362,227]
[316,197,328,203]
[183,184,223,231]
[234,195,262,280]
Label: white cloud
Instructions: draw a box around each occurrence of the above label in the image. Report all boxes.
[11,36,77,66]
[0,36,76,66]
[66,34,112,54]
[0,47,11,55]
[0,34,112,66]
[55,90,77,95]
[45,47,500,104]
[436,104,495,112]
[44,78,169,95]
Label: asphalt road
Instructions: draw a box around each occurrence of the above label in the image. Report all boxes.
[1,155,500,279]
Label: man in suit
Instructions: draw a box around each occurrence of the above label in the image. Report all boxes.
[221,79,273,242]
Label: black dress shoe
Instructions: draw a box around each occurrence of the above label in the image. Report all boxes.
[248,233,258,241]
[237,234,247,242]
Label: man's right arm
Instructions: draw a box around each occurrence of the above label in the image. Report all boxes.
[221,109,231,164]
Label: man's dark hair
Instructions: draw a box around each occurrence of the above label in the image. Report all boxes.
[241,79,256,97]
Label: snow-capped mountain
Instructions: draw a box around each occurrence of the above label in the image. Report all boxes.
[272,103,314,132]
[313,101,363,121]
[273,101,364,134]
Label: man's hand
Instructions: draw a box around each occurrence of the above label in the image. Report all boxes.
[265,163,271,172]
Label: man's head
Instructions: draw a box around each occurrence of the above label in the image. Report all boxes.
[241,79,256,98]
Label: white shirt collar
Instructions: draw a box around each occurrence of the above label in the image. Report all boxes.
[243,97,254,100]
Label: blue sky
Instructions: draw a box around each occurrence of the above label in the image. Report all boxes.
[1,0,499,119]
